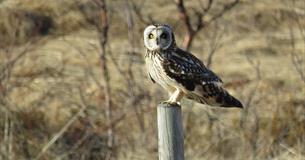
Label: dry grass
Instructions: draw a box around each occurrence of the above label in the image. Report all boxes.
[0,0,304,159]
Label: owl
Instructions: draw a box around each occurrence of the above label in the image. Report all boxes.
[144,24,243,108]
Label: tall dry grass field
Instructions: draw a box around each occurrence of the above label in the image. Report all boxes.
[0,0,304,159]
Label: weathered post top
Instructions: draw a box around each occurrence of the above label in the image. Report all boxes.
[157,102,184,160]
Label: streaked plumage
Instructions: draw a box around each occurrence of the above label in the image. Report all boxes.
[144,24,243,108]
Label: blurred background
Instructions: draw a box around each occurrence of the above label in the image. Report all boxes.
[0,0,304,159]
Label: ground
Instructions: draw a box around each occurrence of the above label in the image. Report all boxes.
[0,0,304,159]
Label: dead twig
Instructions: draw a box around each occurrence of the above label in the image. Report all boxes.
[206,23,224,68]
[95,0,115,153]
[174,0,240,50]
[34,102,87,160]
[240,55,262,129]
[129,0,155,25]
[174,0,196,50]
[289,22,305,84]
[78,0,116,155]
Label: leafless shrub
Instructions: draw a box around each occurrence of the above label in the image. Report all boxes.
[0,0,305,160]
[0,8,53,47]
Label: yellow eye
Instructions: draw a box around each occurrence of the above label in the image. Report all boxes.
[148,33,154,39]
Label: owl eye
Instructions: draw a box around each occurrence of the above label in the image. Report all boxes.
[148,33,154,39]
[160,33,167,39]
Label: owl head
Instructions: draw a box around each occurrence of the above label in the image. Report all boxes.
[143,24,175,51]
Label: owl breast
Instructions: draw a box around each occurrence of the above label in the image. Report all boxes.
[145,51,177,93]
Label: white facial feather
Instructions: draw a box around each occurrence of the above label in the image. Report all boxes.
[143,25,173,51]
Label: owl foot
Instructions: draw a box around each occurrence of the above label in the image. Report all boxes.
[163,89,184,106]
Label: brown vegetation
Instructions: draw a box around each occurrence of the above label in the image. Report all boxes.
[0,0,304,159]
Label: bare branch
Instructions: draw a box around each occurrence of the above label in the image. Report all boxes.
[0,38,47,81]
[289,26,305,84]
[63,38,103,89]
[240,55,262,129]
[287,2,305,84]
[206,23,224,68]
[124,1,147,134]
[174,0,240,50]
[129,0,155,25]
[35,102,87,160]
[208,0,240,23]
[174,0,195,50]
[246,56,261,81]
[94,0,115,153]
[200,0,213,15]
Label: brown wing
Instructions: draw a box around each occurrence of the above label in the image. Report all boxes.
[186,84,243,108]
[162,48,242,108]
[162,48,222,90]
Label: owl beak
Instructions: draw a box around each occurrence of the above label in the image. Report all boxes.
[156,37,160,45]
[156,29,162,46]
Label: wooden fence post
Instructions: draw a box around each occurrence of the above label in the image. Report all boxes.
[157,103,184,160]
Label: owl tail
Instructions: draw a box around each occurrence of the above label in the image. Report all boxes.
[215,90,243,108]
[187,84,243,108]
[204,84,243,108]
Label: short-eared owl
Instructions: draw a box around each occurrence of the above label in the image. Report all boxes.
[144,24,243,108]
